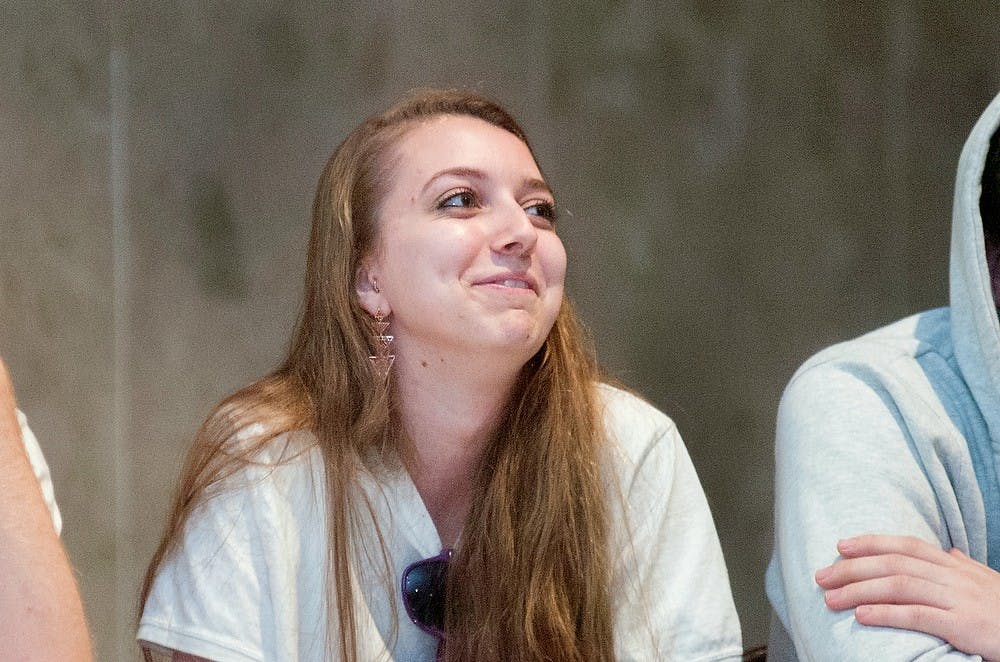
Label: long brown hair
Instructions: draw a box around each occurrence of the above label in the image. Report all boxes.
[140,89,615,661]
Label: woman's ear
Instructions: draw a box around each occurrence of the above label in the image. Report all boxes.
[355,262,390,316]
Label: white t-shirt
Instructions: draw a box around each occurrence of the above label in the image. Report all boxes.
[138,384,742,661]
[17,410,62,533]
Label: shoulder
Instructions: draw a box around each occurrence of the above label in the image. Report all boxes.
[188,426,327,542]
[596,383,688,493]
[148,427,327,611]
[770,309,979,549]
[212,426,322,490]
[791,308,950,386]
[596,382,678,447]
[141,427,329,661]
[779,309,954,418]
[596,389,742,659]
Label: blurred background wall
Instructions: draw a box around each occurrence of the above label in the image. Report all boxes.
[3,2,1000,659]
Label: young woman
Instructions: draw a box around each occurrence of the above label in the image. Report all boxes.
[137,89,742,661]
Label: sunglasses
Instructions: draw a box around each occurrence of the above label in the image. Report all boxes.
[401,548,453,640]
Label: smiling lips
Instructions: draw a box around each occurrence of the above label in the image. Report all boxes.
[474,273,538,293]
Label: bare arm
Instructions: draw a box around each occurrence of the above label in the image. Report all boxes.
[0,359,92,660]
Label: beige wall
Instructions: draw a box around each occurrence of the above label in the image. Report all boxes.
[3,3,1000,658]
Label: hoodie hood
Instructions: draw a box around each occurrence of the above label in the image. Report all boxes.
[951,91,1000,452]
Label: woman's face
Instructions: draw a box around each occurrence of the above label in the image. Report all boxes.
[358,114,566,372]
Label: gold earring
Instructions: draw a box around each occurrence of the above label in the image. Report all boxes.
[368,308,394,379]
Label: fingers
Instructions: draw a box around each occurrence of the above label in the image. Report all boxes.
[853,603,955,641]
[853,603,991,658]
[822,574,952,611]
[837,535,956,565]
[816,553,950,590]
[814,534,1000,658]
[815,535,968,614]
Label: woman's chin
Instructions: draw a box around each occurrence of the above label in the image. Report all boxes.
[479,323,549,360]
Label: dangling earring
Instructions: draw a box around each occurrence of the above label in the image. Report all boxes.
[369,308,395,379]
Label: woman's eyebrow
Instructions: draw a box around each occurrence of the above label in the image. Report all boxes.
[420,169,553,198]
[420,167,486,195]
[519,177,554,198]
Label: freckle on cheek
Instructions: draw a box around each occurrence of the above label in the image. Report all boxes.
[421,361,428,367]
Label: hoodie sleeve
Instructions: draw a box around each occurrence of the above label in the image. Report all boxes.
[766,359,983,661]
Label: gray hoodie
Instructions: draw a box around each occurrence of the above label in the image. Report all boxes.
[766,91,1000,661]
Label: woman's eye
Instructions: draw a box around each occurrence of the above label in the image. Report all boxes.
[525,202,558,223]
[439,191,477,209]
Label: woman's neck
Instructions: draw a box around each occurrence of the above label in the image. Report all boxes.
[392,349,519,547]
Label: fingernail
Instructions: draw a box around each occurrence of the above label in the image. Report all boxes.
[814,566,830,582]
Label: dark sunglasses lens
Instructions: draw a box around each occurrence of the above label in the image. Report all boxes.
[403,559,448,632]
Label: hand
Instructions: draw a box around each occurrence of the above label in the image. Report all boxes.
[815,534,1000,660]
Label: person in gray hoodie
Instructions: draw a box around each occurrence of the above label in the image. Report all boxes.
[767,91,1000,661]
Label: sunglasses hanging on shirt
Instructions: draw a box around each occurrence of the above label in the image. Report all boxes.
[402,547,453,651]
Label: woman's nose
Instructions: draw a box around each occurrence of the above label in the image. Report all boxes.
[490,203,538,257]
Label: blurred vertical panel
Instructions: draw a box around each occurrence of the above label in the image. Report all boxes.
[109,46,134,662]
[3,2,1000,657]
